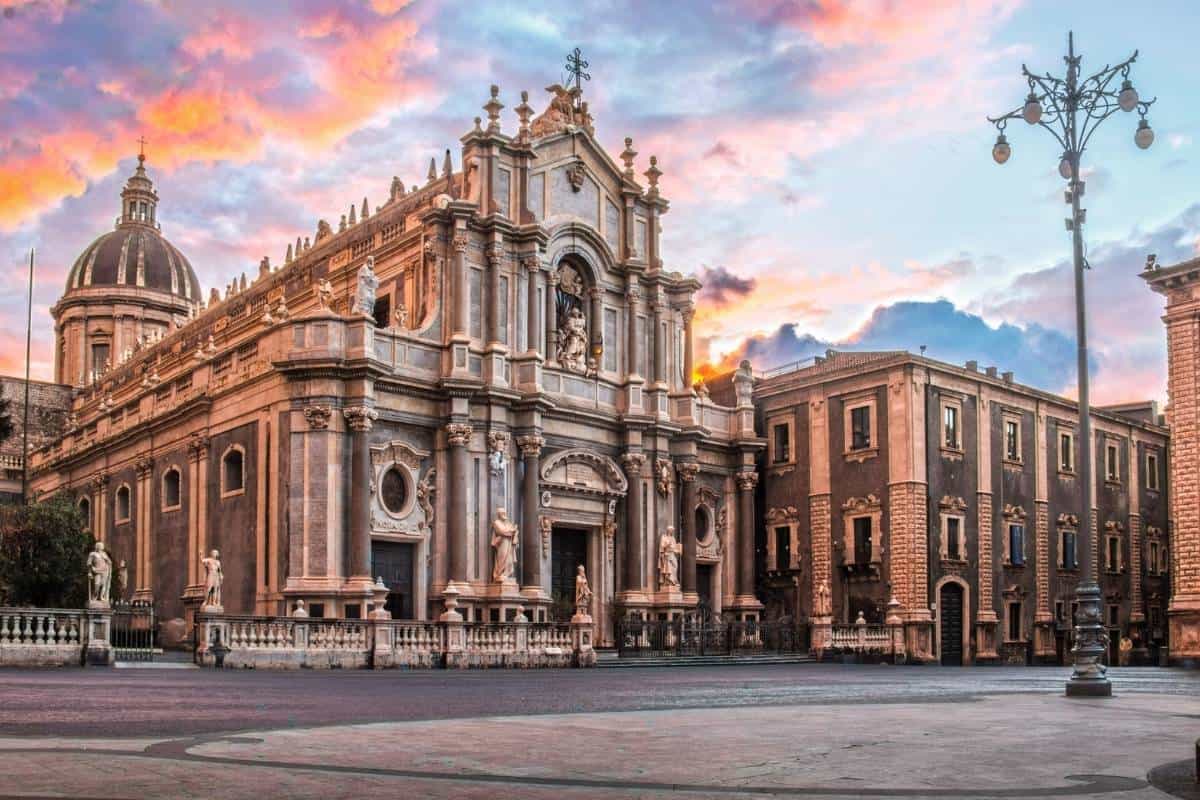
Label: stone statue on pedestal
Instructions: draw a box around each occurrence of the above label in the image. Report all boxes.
[202,549,223,609]
[574,565,593,616]
[557,307,588,374]
[87,541,113,608]
[116,560,128,602]
[658,528,681,589]
[490,508,517,584]
[352,256,378,316]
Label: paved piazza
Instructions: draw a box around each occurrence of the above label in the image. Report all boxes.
[0,665,1198,799]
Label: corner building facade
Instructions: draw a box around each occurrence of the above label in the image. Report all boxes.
[30,85,764,642]
[740,351,1170,665]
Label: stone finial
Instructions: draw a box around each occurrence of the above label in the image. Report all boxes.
[303,236,311,251]
[285,243,293,264]
[209,287,220,305]
[348,203,357,226]
[442,148,453,178]
[339,214,347,232]
[361,197,369,220]
[427,157,437,183]
[515,90,533,139]
[258,257,270,278]
[473,116,483,133]
[411,184,417,193]
[239,272,247,291]
[295,236,303,257]
[644,155,662,194]
[390,176,402,200]
[484,84,503,133]
[620,137,637,179]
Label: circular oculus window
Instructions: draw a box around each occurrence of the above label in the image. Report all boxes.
[380,466,410,516]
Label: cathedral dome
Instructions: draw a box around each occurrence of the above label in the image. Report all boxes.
[62,154,201,302]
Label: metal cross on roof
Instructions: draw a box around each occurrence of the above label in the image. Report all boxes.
[137,135,148,160]
[565,47,590,94]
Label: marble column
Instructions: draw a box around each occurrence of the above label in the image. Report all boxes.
[736,471,758,599]
[625,284,641,377]
[134,454,153,600]
[620,452,646,594]
[651,300,665,384]
[682,305,695,389]
[486,243,502,345]
[453,232,469,337]
[517,435,544,594]
[445,422,474,588]
[589,286,603,365]
[524,257,540,355]
[344,406,378,582]
[678,462,699,597]
[544,269,559,364]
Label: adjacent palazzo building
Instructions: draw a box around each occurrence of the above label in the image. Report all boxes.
[28,82,764,643]
[729,350,1170,666]
[1143,254,1200,666]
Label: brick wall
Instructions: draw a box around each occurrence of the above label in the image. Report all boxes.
[888,481,927,612]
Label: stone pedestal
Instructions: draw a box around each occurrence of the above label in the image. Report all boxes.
[440,588,466,668]
[976,614,1000,664]
[482,581,524,622]
[1168,603,1200,667]
[902,618,935,663]
[571,612,596,668]
[85,609,113,666]
[810,614,832,660]
[1032,619,1057,665]
[194,614,230,667]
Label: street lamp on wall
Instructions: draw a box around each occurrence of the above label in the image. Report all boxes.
[986,31,1156,698]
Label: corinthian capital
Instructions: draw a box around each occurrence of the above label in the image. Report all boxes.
[677,462,700,482]
[520,255,541,273]
[445,422,474,447]
[620,451,646,475]
[452,233,469,254]
[485,242,505,264]
[343,405,378,432]
[736,471,759,492]
[516,434,545,457]
[303,404,333,430]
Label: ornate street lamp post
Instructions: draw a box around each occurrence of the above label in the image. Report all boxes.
[988,32,1155,697]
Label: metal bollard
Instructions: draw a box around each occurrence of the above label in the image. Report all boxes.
[1195,737,1199,783]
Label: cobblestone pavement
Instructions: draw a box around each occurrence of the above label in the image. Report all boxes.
[0,665,1197,799]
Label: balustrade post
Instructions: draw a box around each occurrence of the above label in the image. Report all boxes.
[855,611,867,652]
[886,596,906,665]
[440,587,466,668]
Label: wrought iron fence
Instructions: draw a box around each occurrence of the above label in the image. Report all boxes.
[111,600,156,662]
[616,617,808,658]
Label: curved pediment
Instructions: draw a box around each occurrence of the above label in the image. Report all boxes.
[540,448,628,496]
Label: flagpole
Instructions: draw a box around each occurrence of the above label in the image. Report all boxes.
[21,248,33,504]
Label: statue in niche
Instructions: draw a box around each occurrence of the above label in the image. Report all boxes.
[815,580,832,618]
[490,508,518,584]
[202,549,223,609]
[394,304,408,330]
[574,565,593,616]
[557,307,588,373]
[353,256,378,316]
[116,560,129,602]
[658,527,681,589]
[87,541,113,607]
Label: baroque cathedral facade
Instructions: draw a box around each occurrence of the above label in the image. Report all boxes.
[30,83,764,646]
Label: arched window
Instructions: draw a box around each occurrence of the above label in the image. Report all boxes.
[115,485,131,524]
[78,496,91,531]
[162,467,181,510]
[221,446,245,497]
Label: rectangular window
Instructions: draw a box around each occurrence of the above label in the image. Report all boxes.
[498,276,510,345]
[1107,536,1120,572]
[1009,524,1025,566]
[1160,546,1168,574]
[1107,605,1119,628]
[371,294,391,329]
[469,268,482,340]
[1146,452,1160,490]
[1055,600,1065,623]
[1149,541,1160,575]
[946,517,961,560]
[1004,419,1020,461]
[774,526,791,571]
[1150,607,1162,628]
[1061,530,1077,569]
[853,517,873,564]
[850,406,871,451]
[1007,602,1022,641]
[91,342,111,374]
[1059,432,1074,472]
[943,405,959,449]
[1106,443,1119,482]
[772,423,791,464]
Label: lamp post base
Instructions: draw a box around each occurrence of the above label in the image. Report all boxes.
[1066,582,1112,698]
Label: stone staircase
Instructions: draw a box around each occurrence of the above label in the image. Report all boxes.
[595,650,814,668]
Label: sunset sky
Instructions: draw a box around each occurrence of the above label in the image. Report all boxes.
[1,0,1197,403]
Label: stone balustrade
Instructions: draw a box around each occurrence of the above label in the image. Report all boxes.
[0,607,104,667]
[196,613,588,670]
[811,611,907,664]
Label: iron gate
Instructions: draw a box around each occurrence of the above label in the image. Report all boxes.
[616,617,808,658]
[111,600,156,662]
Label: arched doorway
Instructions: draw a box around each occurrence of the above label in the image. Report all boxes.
[939,582,965,666]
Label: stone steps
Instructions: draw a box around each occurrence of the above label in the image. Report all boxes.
[596,652,815,668]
